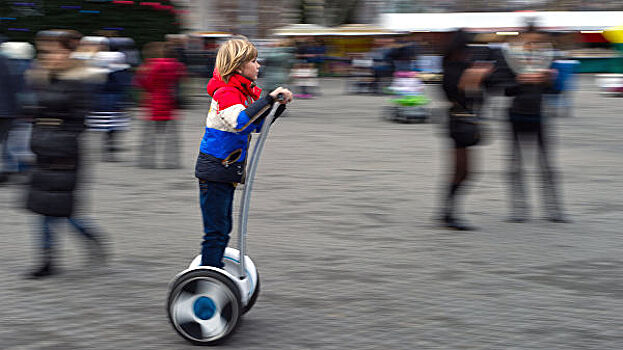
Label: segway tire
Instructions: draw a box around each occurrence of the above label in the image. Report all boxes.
[243,270,260,314]
[167,269,242,346]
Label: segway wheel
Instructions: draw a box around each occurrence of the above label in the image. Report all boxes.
[167,269,242,345]
[243,270,260,314]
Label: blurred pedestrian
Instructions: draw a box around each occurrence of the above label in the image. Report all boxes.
[389,36,419,72]
[0,41,18,183]
[370,38,394,94]
[71,35,109,63]
[347,52,375,94]
[495,24,568,222]
[258,39,293,93]
[439,30,493,230]
[166,34,189,109]
[25,30,107,278]
[195,38,292,268]
[292,38,320,98]
[109,37,140,68]
[291,62,318,98]
[0,41,36,180]
[86,51,132,162]
[165,34,188,66]
[135,42,186,169]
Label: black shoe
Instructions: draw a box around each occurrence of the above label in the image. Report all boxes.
[507,215,528,223]
[26,262,55,279]
[547,215,571,223]
[441,215,476,231]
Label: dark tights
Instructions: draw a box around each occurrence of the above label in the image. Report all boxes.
[445,147,470,219]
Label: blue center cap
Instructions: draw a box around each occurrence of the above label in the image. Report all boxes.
[193,296,217,320]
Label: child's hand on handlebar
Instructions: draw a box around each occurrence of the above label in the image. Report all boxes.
[269,87,293,104]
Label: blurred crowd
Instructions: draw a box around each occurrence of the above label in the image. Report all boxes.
[0,30,189,178]
[226,23,578,230]
[181,30,589,104]
[0,29,188,278]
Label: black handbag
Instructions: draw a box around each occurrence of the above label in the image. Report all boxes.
[449,111,481,148]
[195,152,246,184]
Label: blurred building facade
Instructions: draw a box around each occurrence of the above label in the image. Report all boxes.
[385,0,623,12]
[173,0,623,38]
[172,0,298,37]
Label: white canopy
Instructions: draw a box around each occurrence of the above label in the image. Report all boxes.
[273,24,333,36]
[273,23,398,36]
[329,24,399,36]
[381,11,623,32]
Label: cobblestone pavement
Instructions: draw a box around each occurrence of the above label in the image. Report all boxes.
[1,77,622,350]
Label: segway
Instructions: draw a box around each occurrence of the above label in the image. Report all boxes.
[167,96,285,345]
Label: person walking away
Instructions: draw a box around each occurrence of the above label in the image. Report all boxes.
[0,41,36,181]
[135,42,186,169]
[86,51,132,162]
[0,42,18,183]
[24,30,107,278]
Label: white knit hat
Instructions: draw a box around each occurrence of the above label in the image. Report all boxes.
[80,36,110,47]
[0,42,35,60]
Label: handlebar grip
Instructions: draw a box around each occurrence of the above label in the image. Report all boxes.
[276,93,285,102]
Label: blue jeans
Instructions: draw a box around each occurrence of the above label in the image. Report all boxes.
[0,119,12,173]
[41,216,96,249]
[199,180,235,268]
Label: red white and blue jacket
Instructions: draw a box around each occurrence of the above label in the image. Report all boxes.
[195,71,275,183]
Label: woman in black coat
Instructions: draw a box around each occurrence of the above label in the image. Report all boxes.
[25,31,106,278]
[439,30,492,230]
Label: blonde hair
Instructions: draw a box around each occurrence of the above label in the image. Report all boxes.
[215,39,258,83]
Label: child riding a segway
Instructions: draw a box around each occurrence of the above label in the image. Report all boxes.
[167,38,293,345]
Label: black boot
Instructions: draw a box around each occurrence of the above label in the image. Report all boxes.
[440,184,474,230]
[27,248,56,279]
[547,214,571,223]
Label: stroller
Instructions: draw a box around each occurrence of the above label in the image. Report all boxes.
[384,71,431,123]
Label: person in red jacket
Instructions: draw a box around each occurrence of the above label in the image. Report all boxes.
[135,42,186,168]
[195,38,292,268]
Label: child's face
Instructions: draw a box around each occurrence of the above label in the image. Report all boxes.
[238,57,260,81]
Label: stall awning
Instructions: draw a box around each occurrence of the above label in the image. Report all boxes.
[381,11,623,32]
